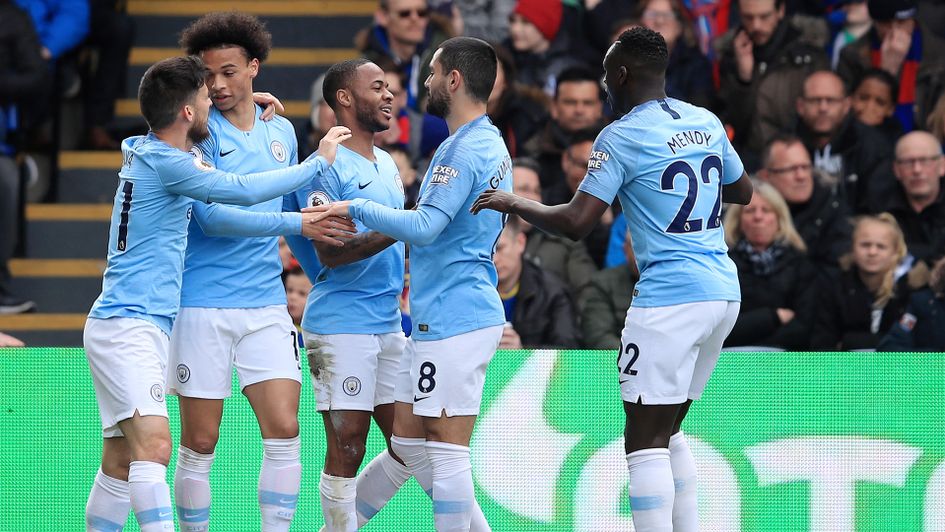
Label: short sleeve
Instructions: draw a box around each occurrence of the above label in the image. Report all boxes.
[417,144,476,219]
[577,131,624,205]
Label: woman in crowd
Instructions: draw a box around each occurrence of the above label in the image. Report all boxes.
[722,181,817,349]
[812,213,912,350]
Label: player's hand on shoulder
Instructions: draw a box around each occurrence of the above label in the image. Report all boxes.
[471,189,518,215]
[253,92,284,121]
[316,126,353,166]
[300,211,356,247]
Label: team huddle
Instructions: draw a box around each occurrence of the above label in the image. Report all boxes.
[83,12,750,532]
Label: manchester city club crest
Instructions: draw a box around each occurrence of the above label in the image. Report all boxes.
[343,376,362,396]
[150,383,165,402]
[177,364,190,383]
[270,140,287,163]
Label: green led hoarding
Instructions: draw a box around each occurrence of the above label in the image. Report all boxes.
[1,349,943,531]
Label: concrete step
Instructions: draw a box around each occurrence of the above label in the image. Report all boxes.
[8,259,103,314]
[57,152,121,204]
[0,313,86,347]
[25,203,111,258]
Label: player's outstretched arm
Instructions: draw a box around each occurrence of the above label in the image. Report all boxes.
[193,202,356,246]
[471,189,609,241]
[304,199,451,247]
[722,171,753,205]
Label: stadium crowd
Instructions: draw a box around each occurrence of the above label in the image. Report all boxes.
[4,0,945,351]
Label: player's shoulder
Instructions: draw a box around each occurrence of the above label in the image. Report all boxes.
[373,145,398,170]
[266,112,297,141]
[121,133,174,167]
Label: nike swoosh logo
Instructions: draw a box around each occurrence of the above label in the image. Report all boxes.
[279,498,296,505]
[158,512,172,518]
[358,181,372,189]
[183,512,201,519]
[220,149,236,157]
[413,395,429,402]
[619,379,630,384]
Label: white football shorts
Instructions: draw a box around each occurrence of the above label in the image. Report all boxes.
[618,300,739,405]
[305,331,406,411]
[84,317,170,438]
[167,305,302,399]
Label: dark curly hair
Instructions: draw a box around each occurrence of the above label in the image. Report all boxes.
[613,27,668,78]
[179,11,272,62]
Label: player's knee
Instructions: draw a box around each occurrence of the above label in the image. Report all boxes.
[261,417,299,440]
[135,435,173,465]
[182,429,220,455]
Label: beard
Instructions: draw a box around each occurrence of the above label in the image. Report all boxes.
[427,85,451,118]
[355,99,389,134]
[187,118,210,144]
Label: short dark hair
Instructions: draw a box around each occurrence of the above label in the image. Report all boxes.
[855,67,899,104]
[436,37,497,104]
[612,27,668,78]
[322,58,372,112]
[138,55,207,131]
[512,156,541,175]
[179,11,272,62]
[762,133,805,168]
[567,127,601,148]
[555,66,604,101]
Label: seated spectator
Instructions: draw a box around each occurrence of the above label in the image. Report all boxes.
[488,43,550,158]
[543,128,611,267]
[880,131,945,266]
[636,0,715,109]
[14,0,88,63]
[584,0,637,57]
[722,181,817,349]
[283,266,312,329]
[82,0,133,150]
[794,69,894,213]
[927,92,945,147]
[850,68,902,144]
[836,0,945,133]
[513,157,598,293]
[0,331,24,347]
[717,0,828,161]
[578,231,639,349]
[827,0,872,69]
[811,213,912,350]
[494,216,581,349]
[505,0,586,96]
[521,66,605,188]
[878,255,945,351]
[758,134,852,267]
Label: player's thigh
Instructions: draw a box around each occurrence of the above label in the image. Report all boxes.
[84,317,170,439]
[305,332,381,412]
[376,331,407,408]
[116,411,172,464]
[233,305,302,392]
[244,379,301,439]
[410,324,503,419]
[168,307,239,400]
[618,303,717,405]
[688,301,740,401]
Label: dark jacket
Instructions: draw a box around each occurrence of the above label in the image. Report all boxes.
[524,228,599,294]
[796,115,895,214]
[725,243,818,349]
[504,19,589,95]
[0,1,46,103]
[718,16,829,156]
[789,181,853,267]
[877,288,945,351]
[880,182,945,265]
[489,85,550,159]
[512,260,582,348]
[577,263,637,349]
[811,267,911,350]
[666,41,715,111]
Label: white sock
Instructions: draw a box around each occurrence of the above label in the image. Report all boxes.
[319,472,357,531]
[128,461,174,531]
[259,437,302,532]
[426,441,476,532]
[626,448,674,532]
[174,446,214,532]
[355,450,411,526]
[86,468,131,531]
[390,436,490,531]
[669,432,699,532]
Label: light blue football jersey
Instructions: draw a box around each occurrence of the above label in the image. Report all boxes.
[180,106,299,309]
[410,114,512,340]
[88,132,327,335]
[577,98,743,307]
[287,145,406,335]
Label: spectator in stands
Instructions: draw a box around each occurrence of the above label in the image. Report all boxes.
[880,131,945,266]
[494,216,581,349]
[636,0,715,109]
[456,0,515,42]
[82,0,133,150]
[794,69,894,214]
[488,43,550,159]
[283,266,311,328]
[522,67,605,188]
[878,255,945,351]
[14,0,89,62]
[372,57,409,149]
[584,0,637,57]
[811,213,911,350]
[578,230,639,349]
[300,73,335,160]
[512,157,598,294]
[836,0,945,133]
[387,145,420,208]
[850,67,901,143]
[0,0,44,315]
[505,0,585,96]
[758,134,852,267]
[0,330,24,347]
[722,180,817,349]
[717,0,828,161]
[927,92,945,147]
[357,0,454,112]
[827,0,872,69]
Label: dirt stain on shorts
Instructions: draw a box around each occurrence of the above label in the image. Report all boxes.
[306,338,334,382]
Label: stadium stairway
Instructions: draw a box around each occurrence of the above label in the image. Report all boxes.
[0,1,372,346]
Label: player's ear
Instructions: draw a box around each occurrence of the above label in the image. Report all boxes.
[618,65,629,87]
[248,58,260,79]
[448,70,460,92]
[337,88,352,109]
